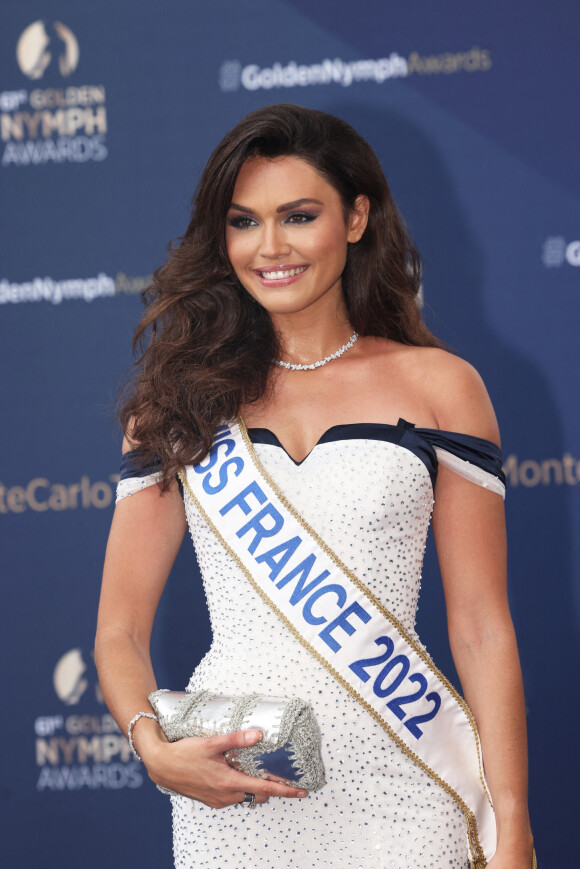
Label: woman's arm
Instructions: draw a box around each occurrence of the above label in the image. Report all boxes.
[95,451,308,807]
[95,472,188,753]
[430,358,533,867]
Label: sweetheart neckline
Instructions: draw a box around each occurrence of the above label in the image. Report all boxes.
[243,419,502,468]
[245,420,410,465]
[117,420,505,492]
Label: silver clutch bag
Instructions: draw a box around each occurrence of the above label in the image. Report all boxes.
[148,689,325,793]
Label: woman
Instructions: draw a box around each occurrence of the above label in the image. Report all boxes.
[95,104,534,868]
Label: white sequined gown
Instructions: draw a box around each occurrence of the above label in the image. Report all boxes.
[117,420,505,869]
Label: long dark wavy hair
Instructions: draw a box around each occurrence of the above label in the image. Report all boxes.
[121,104,442,483]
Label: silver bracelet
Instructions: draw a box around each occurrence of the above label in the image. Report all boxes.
[127,711,158,761]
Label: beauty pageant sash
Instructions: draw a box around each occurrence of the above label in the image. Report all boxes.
[179,419,497,867]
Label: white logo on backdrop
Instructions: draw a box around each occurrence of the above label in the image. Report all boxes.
[542,237,580,268]
[52,647,105,706]
[16,21,79,80]
[2,21,107,168]
[0,273,115,305]
[53,648,91,705]
[218,55,408,92]
[218,47,492,93]
[219,61,242,92]
[34,649,141,792]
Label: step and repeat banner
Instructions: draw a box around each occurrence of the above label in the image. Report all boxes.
[1,1,578,865]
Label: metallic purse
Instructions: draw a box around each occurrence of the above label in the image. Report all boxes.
[148,689,325,794]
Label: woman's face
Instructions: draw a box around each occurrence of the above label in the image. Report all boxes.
[225,155,368,319]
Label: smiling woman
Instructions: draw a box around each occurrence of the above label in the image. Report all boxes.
[225,156,368,320]
[96,105,534,869]
[114,105,437,478]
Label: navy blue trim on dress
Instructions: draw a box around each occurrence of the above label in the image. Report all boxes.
[410,423,505,485]
[119,451,162,480]
[119,419,505,489]
[248,420,437,474]
[119,451,185,498]
[247,419,505,487]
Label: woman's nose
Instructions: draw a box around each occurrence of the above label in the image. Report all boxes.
[259,222,291,259]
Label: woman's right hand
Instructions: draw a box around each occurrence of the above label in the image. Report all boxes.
[135,719,308,808]
[98,483,307,809]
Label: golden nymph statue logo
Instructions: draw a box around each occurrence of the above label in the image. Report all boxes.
[16,20,79,80]
[2,21,107,167]
[34,649,143,793]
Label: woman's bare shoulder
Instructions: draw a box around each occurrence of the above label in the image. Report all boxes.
[379,342,481,387]
[388,345,500,444]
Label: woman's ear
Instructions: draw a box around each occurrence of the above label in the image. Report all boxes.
[347,195,370,243]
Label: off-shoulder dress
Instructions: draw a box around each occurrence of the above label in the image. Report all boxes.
[117,419,505,869]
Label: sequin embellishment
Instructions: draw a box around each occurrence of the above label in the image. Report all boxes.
[170,440,469,867]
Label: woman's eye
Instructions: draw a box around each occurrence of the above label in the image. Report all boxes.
[286,212,316,224]
[227,215,257,229]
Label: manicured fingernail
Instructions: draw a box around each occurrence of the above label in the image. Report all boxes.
[297,790,308,797]
[244,729,262,744]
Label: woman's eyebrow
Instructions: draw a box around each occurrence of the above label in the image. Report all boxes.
[228,202,255,214]
[228,198,324,214]
[276,198,323,212]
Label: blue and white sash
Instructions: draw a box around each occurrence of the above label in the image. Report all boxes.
[179,419,497,867]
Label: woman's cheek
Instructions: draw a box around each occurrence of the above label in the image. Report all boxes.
[227,234,256,271]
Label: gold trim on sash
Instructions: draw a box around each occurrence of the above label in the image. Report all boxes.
[179,417,500,866]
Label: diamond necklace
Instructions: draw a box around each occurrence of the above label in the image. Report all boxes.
[274,332,359,371]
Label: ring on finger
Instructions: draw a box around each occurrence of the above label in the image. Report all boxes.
[239,792,256,810]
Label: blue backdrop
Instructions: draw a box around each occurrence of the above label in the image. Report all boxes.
[1,1,578,865]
